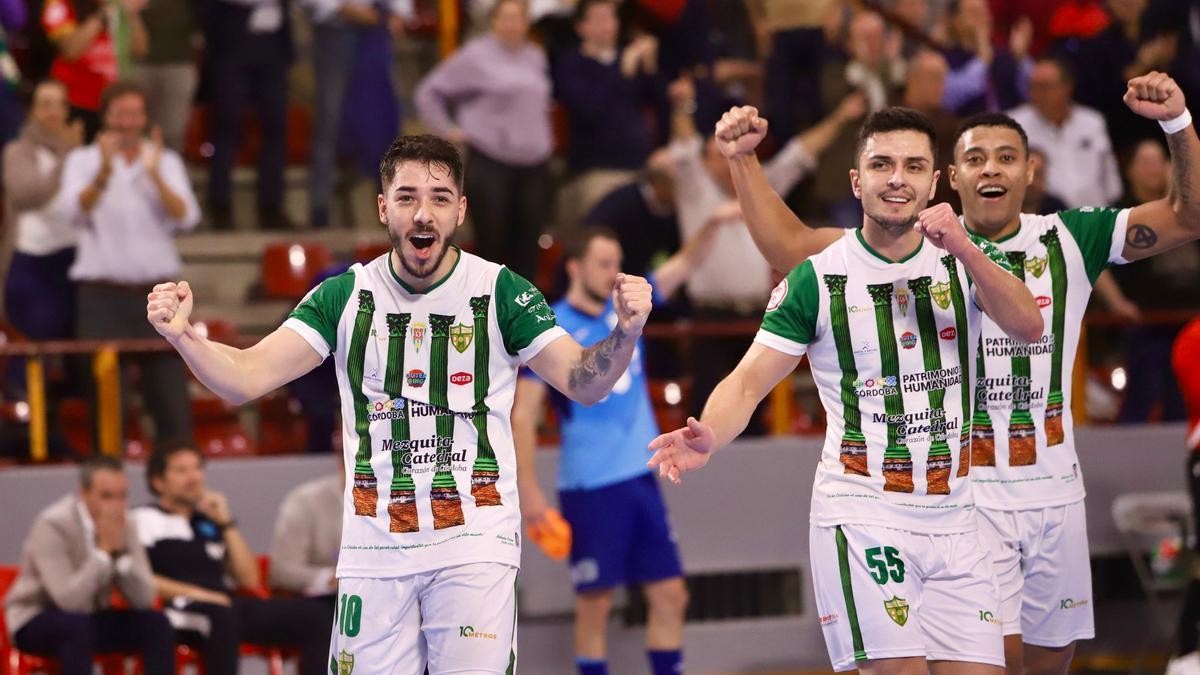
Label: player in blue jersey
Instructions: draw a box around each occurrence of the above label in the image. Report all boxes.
[513,215,733,675]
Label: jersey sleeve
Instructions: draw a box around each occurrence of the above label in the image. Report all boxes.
[495,267,565,362]
[282,270,356,359]
[755,260,819,356]
[963,234,1018,307]
[1057,207,1130,283]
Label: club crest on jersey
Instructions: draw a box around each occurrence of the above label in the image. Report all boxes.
[895,288,909,317]
[766,278,788,312]
[899,331,918,350]
[930,282,952,310]
[411,322,427,352]
[407,369,427,388]
[1025,255,1048,278]
[884,596,909,626]
[450,324,474,353]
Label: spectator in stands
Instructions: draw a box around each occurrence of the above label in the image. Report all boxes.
[1021,148,1069,215]
[3,80,82,339]
[901,48,960,208]
[134,0,199,152]
[133,443,331,675]
[1074,0,1178,149]
[267,462,342,608]
[302,0,412,229]
[755,0,839,142]
[56,80,199,449]
[0,0,27,145]
[668,76,863,431]
[40,0,146,138]
[940,0,1032,116]
[202,0,292,230]
[554,0,658,227]
[1009,56,1123,207]
[415,0,552,280]
[1111,137,1196,423]
[4,455,174,675]
[815,11,902,228]
[583,148,679,282]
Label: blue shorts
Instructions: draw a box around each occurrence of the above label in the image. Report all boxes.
[558,472,684,592]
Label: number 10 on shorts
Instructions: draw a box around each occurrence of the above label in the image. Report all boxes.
[865,546,905,584]
[338,593,363,637]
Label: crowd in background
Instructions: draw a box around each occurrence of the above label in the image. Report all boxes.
[0,0,1199,461]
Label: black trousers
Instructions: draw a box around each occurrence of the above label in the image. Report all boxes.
[76,283,193,447]
[178,596,333,675]
[464,148,550,282]
[14,608,175,675]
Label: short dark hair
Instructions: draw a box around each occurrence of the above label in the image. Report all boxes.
[855,107,939,166]
[575,0,616,23]
[99,80,146,120]
[145,441,203,497]
[489,0,527,20]
[1034,55,1075,87]
[953,112,1030,158]
[564,226,620,262]
[379,134,465,192]
[79,455,124,490]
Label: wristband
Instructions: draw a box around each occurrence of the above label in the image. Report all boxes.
[1160,108,1192,135]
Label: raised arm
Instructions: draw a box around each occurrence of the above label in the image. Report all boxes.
[648,343,801,483]
[147,281,323,405]
[652,202,737,298]
[716,106,843,273]
[1119,72,1200,261]
[525,274,651,406]
[916,203,1044,342]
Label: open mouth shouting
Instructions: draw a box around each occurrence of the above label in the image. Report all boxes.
[408,231,438,259]
[977,184,1008,202]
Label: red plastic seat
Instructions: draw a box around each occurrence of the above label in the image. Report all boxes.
[261,242,334,300]
[256,391,307,456]
[192,398,256,458]
[353,240,392,264]
[191,319,239,345]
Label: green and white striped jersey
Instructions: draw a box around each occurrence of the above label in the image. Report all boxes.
[758,229,1008,534]
[968,208,1129,510]
[283,249,566,578]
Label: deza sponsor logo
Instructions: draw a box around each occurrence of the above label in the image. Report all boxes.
[1036,295,1052,309]
[450,372,473,386]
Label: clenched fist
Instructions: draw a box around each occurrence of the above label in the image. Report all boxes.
[914,202,972,258]
[612,273,652,335]
[1124,71,1186,122]
[715,106,768,159]
[147,281,194,340]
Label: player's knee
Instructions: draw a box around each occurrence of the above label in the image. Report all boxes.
[576,588,615,618]
[645,578,688,615]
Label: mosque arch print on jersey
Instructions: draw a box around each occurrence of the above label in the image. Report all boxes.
[907,277,952,494]
[1004,251,1037,466]
[939,255,972,478]
[429,314,466,530]
[468,295,503,507]
[824,274,868,476]
[385,312,419,533]
[1040,227,1068,446]
[349,290,379,517]
[867,282,913,493]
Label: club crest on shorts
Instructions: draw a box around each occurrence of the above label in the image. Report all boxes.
[334,650,354,675]
[450,323,474,353]
[884,596,909,626]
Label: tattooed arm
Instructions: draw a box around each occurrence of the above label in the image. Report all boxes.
[525,274,653,406]
[1121,72,1200,261]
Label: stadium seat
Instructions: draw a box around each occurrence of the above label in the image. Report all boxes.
[256,391,307,455]
[648,378,691,435]
[533,238,563,298]
[353,241,393,264]
[261,242,334,300]
[191,319,239,345]
[192,398,256,458]
[57,399,150,460]
[183,104,314,167]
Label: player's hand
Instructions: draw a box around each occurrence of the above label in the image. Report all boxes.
[1124,71,1186,122]
[93,505,127,555]
[833,91,868,124]
[197,490,232,526]
[147,281,194,340]
[647,417,716,485]
[142,125,163,175]
[715,106,768,159]
[915,202,972,258]
[613,273,652,335]
[520,485,552,529]
[96,131,119,168]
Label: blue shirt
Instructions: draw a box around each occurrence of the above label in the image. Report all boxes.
[526,294,661,491]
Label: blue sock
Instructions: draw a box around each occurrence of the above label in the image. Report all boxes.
[576,657,607,675]
[648,649,682,675]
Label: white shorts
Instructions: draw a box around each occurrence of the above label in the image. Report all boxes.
[809,523,1003,671]
[328,562,518,675]
[977,500,1094,647]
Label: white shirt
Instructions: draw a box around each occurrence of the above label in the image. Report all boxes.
[56,141,200,284]
[1008,103,1123,209]
[301,0,414,24]
[15,146,76,255]
[670,135,817,308]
